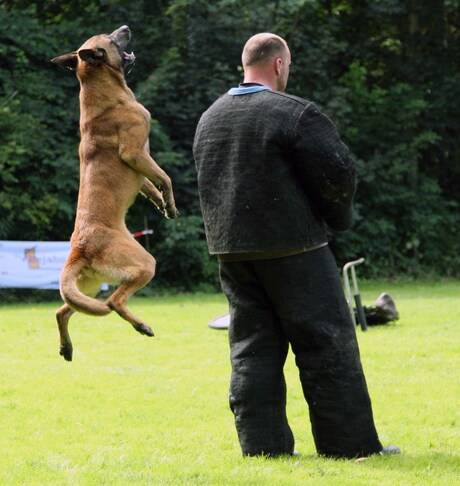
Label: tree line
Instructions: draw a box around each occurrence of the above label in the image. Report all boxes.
[1,0,459,291]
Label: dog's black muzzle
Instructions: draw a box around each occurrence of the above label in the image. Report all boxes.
[109,25,136,68]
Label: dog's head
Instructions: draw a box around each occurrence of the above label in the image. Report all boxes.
[51,25,136,77]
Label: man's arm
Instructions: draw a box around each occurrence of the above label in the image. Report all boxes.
[291,102,356,231]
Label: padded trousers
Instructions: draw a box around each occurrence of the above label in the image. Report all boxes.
[219,246,382,458]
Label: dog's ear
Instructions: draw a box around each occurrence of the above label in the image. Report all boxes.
[51,53,78,70]
[78,48,105,66]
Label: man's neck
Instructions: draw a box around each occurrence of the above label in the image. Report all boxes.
[243,74,276,90]
[240,82,263,86]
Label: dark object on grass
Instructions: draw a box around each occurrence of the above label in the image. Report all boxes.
[209,293,399,330]
[360,293,399,326]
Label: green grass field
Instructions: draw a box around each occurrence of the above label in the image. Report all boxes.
[0,280,458,485]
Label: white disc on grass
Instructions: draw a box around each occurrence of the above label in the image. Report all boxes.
[208,313,230,330]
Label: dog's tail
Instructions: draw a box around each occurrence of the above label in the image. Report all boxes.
[60,248,112,316]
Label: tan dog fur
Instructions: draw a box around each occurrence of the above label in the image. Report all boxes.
[52,26,178,361]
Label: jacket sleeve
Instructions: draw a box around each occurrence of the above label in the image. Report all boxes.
[291,102,357,231]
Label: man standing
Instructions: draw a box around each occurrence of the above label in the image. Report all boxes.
[193,33,399,459]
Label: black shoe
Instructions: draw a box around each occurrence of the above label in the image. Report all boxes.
[379,445,401,456]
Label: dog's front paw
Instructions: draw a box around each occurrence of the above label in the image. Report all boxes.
[148,196,166,214]
[165,206,179,220]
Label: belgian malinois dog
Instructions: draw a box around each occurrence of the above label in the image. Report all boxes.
[52,26,178,361]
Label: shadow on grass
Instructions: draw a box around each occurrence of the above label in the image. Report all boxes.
[297,451,460,474]
[267,450,459,470]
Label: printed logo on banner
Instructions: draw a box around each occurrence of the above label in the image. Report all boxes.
[24,247,40,269]
[0,241,71,289]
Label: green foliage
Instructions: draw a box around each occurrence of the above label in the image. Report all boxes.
[1,0,459,289]
[329,62,460,276]
[0,6,81,240]
[153,215,220,291]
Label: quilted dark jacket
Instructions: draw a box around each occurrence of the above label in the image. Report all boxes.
[193,88,356,256]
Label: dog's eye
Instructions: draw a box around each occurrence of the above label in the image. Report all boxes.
[97,48,107,55]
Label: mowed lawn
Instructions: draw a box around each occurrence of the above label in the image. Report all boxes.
[0,280,458,485]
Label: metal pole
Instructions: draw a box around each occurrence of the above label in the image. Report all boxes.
[343,258,367,331]
[343,264,356,327]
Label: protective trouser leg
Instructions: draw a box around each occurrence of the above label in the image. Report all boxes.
[252,247,382,458]
[220,261,295,456]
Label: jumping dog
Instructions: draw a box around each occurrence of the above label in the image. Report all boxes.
[52,26,179,361]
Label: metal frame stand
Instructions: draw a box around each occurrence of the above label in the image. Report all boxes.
[343,258,368,331]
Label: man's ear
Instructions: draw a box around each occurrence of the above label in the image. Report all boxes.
[78,49,105,66]
[274,57,282,76]
[51,52,78,70]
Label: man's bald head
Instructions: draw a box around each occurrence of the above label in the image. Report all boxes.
[242,33,289,68]
[241,33,291,91]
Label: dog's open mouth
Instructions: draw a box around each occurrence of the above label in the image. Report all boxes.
[109,25,136,69]
[122,51,136,67]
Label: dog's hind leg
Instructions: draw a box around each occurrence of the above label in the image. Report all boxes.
[56,277,106,361]
[56,303,75,361]
[102,248,156,336]
[106,264,156,336]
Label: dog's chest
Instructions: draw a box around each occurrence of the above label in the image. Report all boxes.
[79,118,119,158]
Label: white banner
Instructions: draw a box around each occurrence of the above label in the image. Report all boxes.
[0,240,70,289]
